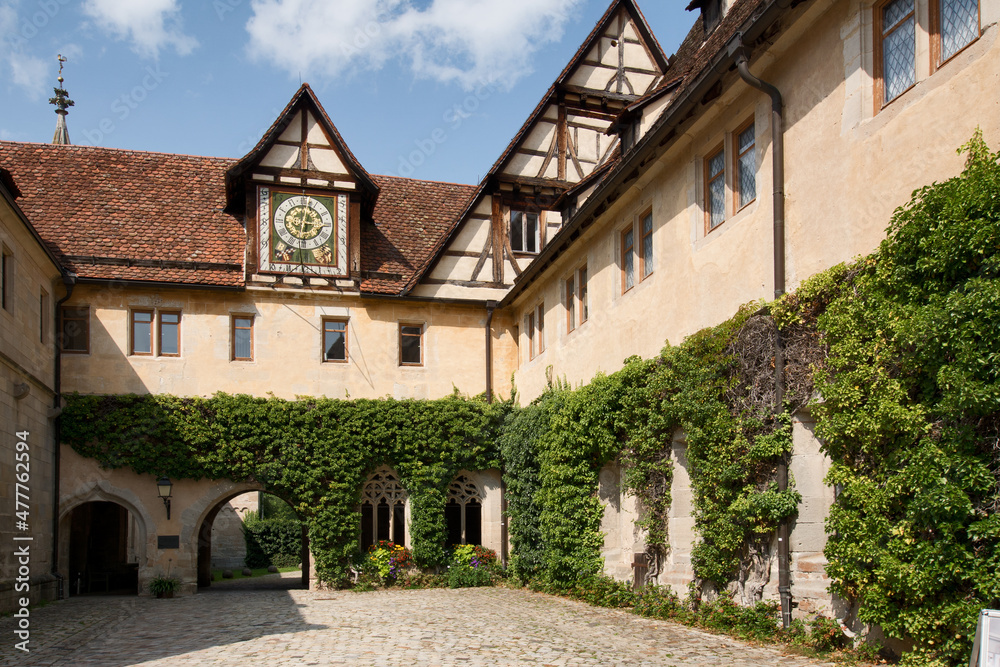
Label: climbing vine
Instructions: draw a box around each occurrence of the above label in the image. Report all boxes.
[60,392,506,583]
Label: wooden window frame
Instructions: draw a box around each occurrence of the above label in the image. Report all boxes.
[874,0,917,110]
[322,318,349,364]
[930,0,980,70]
[578,266,589,326]
[510,209,541,255]
[704,143,726,235]
[399,323,424,367]
[639,210,654,281]
[130,309,154,357]
[231,314,255,362]
[734,118,757,212]
[566,275,576,334]
[621,226,635,293]
[157,310,182,358]
[60,306,90,355]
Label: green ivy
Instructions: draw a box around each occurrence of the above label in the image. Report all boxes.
[811,131,1000,666]
[61,392,506,584]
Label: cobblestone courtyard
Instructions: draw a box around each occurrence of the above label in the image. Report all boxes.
[1,576,835,666]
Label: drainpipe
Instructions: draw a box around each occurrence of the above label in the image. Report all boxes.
[52,270,77,599]
[730,34,791,629]
[485,301,497,403]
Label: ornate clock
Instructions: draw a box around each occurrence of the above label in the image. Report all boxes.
[258,188,349,277]
[273,196,334,251]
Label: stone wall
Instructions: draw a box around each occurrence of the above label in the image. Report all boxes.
[210,492,259,569]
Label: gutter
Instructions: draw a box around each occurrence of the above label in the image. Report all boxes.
[485,301,497,402]
[52,271,77,600]
[731,32,791,629]
[499,0,795,309]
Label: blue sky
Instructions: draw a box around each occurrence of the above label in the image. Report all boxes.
[0,0,694,185]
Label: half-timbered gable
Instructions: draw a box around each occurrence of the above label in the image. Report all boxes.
[410,0,668,301]
[226,84,379,291]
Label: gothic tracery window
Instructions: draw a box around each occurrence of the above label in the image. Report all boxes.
[446,474,483,546]
[360,467,407,549]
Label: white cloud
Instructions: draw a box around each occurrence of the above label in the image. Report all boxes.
[0,0,47,98]
[245,0,583,90]
[82,0,197,58]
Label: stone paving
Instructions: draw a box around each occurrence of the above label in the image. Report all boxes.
[0,574,836,667]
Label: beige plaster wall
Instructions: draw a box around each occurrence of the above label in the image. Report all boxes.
[0,195,62,611]
[506,0,1000,403]
[60,284,506,401]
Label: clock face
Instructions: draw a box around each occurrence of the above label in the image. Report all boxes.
[273,196,334,251]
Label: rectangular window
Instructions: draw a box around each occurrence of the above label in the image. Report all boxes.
[877,0,916,107]
[510,210,540,254]
[527,311,536,360]
[578,266,588,325]
[61,306,90,354]
[535,304,545,354]
[640,212,654,280]
[158,311,181,357]
[934,0,979,65]
[323,319,348,363]
[232,315,254,361]
[400,324,423,366]
[130,310,153,356]
[622,227,635,292]
[1,249,10,311]
[705,146,726,232]
[566,275,576,333]
[735,121,757,210]
[40,290,49,343]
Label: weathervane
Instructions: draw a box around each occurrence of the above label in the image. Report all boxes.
[49,54,75,112]
[49,54,74,144]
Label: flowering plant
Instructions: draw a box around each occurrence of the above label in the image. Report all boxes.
[362,541,413,586]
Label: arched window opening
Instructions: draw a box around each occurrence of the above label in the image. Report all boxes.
[446,475,483,546]
[360,467,407,550]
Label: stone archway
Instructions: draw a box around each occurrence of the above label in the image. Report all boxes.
[59,485,151,597]
[192,485,309,590]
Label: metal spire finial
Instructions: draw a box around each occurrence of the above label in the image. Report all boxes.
[49,55,74,144]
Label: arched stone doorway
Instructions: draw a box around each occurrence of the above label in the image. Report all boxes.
[195,490,309,589]
[65,501,141,596]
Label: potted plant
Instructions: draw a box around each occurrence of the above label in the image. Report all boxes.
[148,575,180,598]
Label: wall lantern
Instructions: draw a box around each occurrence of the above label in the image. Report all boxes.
[156,476,173,520]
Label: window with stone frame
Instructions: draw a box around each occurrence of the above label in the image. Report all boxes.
[932,0,979,67]
[61,306,90,354]
[158,311,181,357]
[1,246,11,312]
[621,226,635,292]
[360,467,407,550]
[445,474,483,546]
[130,309,154,356]
[705,145,726,233]
[734,119,757,210]
[876,0,916,107]
[639,211,654,280]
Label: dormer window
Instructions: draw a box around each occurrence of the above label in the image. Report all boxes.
[686,0,723,35]
[511,210,540,254]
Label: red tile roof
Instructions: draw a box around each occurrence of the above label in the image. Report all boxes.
[0,142,246,287]
[365,175,478,294]
[0,141,476,294]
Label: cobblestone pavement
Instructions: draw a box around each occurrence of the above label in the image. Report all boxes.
[1,575,836,666]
